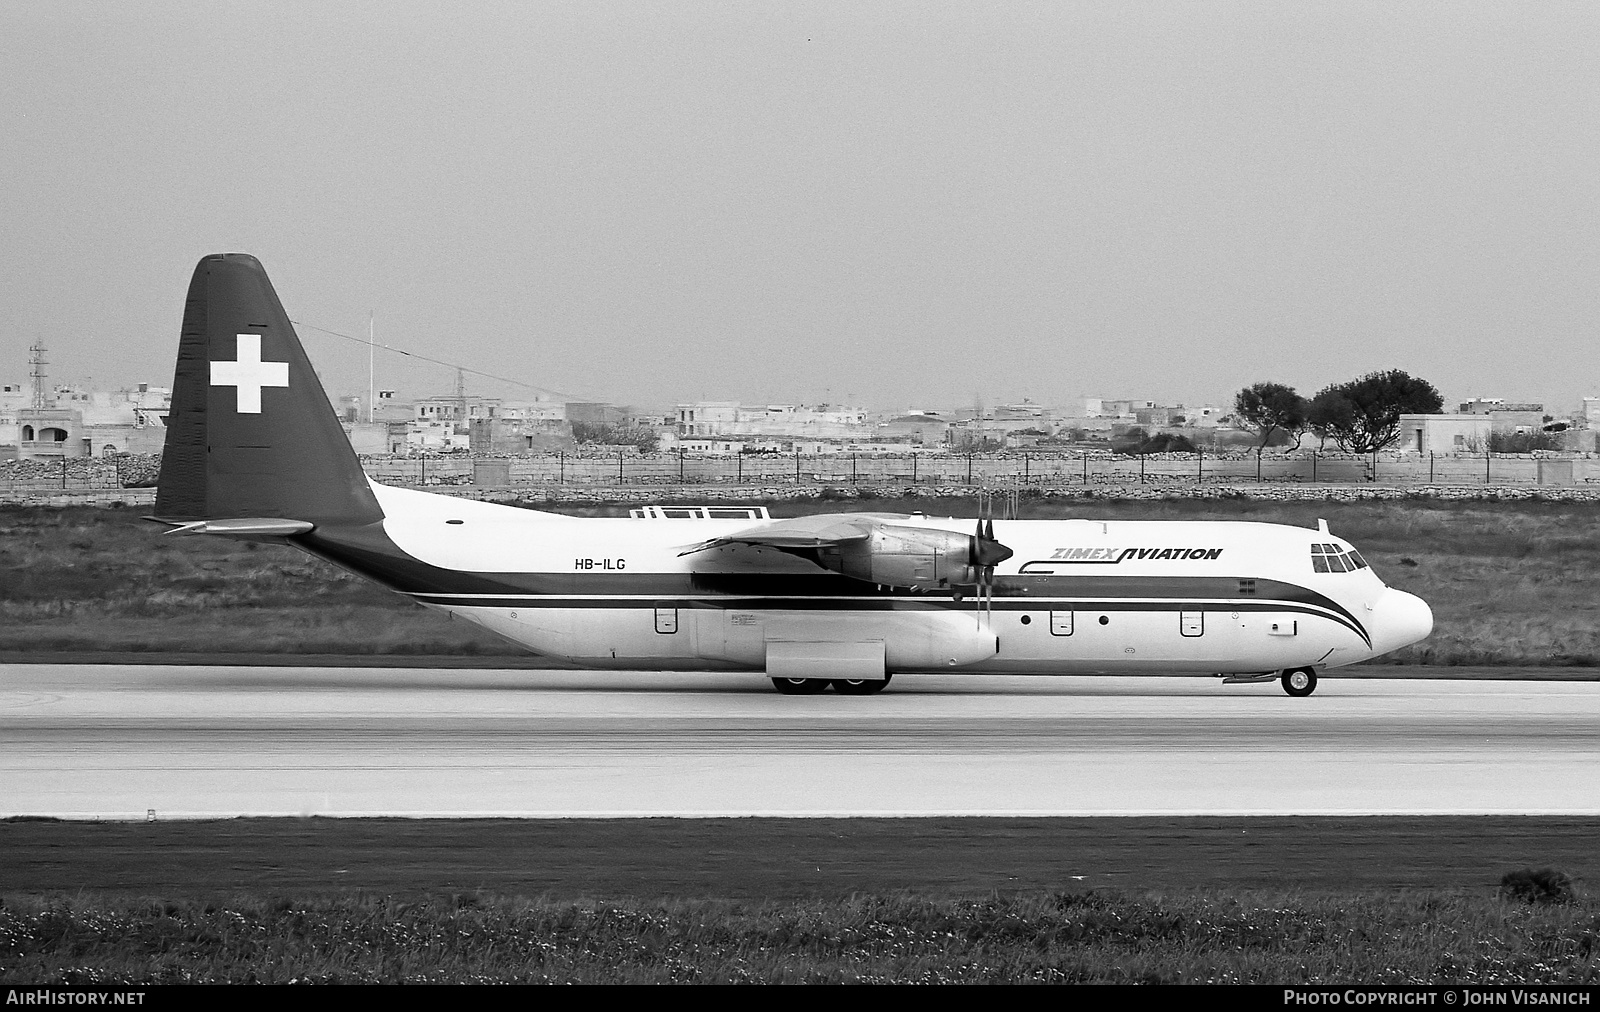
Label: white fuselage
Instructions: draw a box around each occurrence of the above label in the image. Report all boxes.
[359,484,1431,676]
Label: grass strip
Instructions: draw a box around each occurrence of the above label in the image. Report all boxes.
[4,889,1596,984]
[4,816,1597,899]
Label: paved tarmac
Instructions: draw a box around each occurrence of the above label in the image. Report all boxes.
[2,664,1596,819]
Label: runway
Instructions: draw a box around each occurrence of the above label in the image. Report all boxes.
[2,664,1596,819]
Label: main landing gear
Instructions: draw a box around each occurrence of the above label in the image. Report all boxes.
[1280,667,1318,697]
[770,674,893,696]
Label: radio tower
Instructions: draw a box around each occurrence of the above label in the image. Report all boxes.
[28,342,48,409]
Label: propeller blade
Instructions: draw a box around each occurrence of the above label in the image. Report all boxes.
[965,517,1013,627]
[971,519,984,627]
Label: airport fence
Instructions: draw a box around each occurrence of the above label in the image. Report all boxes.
[2,450,1599,495]
[353,449,1600,490]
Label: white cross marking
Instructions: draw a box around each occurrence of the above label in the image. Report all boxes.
[211,334,289,413]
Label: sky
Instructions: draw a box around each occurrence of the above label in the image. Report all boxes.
[2,2,1597,414]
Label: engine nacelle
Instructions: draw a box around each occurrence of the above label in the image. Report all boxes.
[815,525,981,589]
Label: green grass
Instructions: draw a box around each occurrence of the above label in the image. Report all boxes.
[4,890,1596,984]
[4,497,1600,664]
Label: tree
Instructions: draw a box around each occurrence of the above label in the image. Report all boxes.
[1144,432,1196,453]
[1489,430,1562,453]
[1306,370,1443,453]
[1233,382,1308,453]
[1112,429,1196,455]
[1305,388,1354,450]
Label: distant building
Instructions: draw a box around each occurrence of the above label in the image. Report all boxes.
[1583,397,1600,427]
[1456,399,1546,433]
[678,437,748,454]
[15,408,82,458]
[338,391,411,424]
[412,394,504,423]
[1134,406,1178,427]
[675,401,742,436]
[498,399,565,422]
[340,421,390,455]
[1179,405,1227,427]
[1398,414,1493,454]
[1084,398,1155,419]
[674,401,872,440]
[468,417,575,454]
[0,383,28,450]
[6,382,171,459]
[567,402,629,426]
[1459,398,1543,415]
[991,401,1047,421]
[394,420,471,452]
[878,413,948,446]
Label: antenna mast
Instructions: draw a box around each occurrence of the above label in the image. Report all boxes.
[367,311,375,424]
[28,342,48,409]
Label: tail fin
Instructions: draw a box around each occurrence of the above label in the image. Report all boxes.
[154,254,383,527]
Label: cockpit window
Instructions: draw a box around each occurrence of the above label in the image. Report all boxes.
[1311,543,1365,573]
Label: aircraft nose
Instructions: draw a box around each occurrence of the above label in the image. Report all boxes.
[1370,588,1433,656]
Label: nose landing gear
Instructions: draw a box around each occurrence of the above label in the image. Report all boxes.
[1281,667,1318,697]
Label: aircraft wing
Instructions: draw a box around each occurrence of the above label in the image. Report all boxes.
[677,512,911,556]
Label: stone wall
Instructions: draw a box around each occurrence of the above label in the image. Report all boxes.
[8,450,1600,507]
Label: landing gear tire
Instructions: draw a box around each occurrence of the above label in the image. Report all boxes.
[1281,667,1318,698]
[771,677,830,695]
[832,674,892,696]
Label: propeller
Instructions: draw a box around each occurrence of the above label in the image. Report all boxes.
[968,517,1013,627]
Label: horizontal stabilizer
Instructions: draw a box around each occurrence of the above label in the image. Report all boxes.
[150,517,315,537]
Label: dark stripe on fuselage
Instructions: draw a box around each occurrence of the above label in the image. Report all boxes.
[294,524,1371,646]
[409,594,1369,644]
